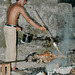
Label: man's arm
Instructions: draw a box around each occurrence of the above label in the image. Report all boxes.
[18,7,46,31]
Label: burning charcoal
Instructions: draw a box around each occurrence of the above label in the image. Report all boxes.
[36,59,40,63]
[25,52,37,62]
[27,56,33,62]
[34,51,55,63]
[32,58,37,62]
[25,51,55,63]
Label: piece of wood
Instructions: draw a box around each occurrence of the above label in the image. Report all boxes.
[0,63,11,75]
[54,54,67,58]
[0,66,1,75]
[7,63,10,75]
[2,64,5,75]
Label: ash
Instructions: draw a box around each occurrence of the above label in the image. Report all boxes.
[53,66,74,74]
[34,66,75,75]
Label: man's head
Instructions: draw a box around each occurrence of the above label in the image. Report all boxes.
[16,0,27,6]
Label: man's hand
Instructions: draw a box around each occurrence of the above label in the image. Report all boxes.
[16,27,21,31]
[39,27,46,31]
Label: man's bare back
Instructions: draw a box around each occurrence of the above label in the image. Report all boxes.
[6,3,20,25]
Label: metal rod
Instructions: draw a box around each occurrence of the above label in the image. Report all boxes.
[0,59,25,64]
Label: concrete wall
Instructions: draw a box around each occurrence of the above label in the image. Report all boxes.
[0,0,74,48]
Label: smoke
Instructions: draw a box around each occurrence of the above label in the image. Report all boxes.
[45,4,73,73]
[58,13,73,55]
[45,22,72,72]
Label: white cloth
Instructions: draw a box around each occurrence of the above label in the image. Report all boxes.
[4,25,16,67]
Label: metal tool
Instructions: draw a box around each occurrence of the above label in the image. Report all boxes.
[33,10,63,55]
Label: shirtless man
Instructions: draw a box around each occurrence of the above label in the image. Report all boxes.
[4,0,46,71]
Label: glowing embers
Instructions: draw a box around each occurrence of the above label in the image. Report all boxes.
[25,51,55,64]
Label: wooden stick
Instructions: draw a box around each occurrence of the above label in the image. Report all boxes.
[2,64,5,75]
[54,54,67,58]
[33,10,63,55]
[0,65,1,75]
[7,63,10,75]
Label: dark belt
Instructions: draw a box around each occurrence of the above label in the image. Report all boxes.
[5,24,16,27]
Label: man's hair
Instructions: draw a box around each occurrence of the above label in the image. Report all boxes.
[16,0,19,1]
